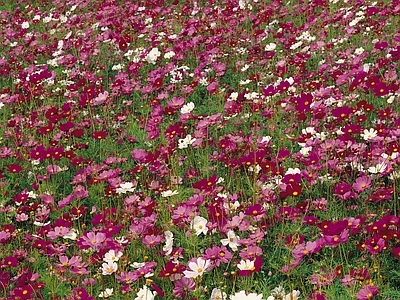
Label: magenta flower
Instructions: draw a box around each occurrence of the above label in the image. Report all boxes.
[206,81,218,95]
[116,271,139,284]
[47,226,71,240]
[173,277,195,298]
[81,231,107,251]
[142,234,164,247]
[203,246,232,267]
[365,238,386,255]
[352,176,372,192]
[356,284,379,300]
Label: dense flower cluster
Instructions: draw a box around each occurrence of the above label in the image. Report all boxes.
[0,0,399,299]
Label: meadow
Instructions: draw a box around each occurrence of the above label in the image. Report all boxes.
[0,0,400,299]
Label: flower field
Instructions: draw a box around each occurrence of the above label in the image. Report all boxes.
[0,0,400,299]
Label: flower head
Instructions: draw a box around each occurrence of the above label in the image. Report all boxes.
[183,257,211,278]
[230,290,264,300]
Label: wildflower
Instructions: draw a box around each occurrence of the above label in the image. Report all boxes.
[92,130,107,140]
[7,163,22,174]
[183,257,211,278]
[285,290,301,300]
[135,285,156,300]
[352,176,372,192]
[392,247,400,258]
[203,245,233,267]
[164,51,175,59]
[181,102,195,114]
[13,286,34,299]
[221,230,240,251]
[21,21,29,29]
[178,134,196,149]
[101,261,118,275]
[116,271,139,284]
[237,259,254,271]
[16,213,29,222]
[210,288,227,300]
[230,290,264,300]
[268,286,286,299]
[161,190,178,197]
[142,234,163,247]
[368,162,387,174]
[163,230,174,255]
[116,182,135,194]
[190,216,209,235]
[356,284,379,300]
[361,128,377,140]
[265,43,277,51]
[146,48,161,64]
[81,231,107,251]
[103,249,123,263]
[99,288,113,298]
[173,277,196,298]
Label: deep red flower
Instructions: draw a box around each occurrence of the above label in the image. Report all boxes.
[285,183,302,197]
[244,204,266,216]
[13,285,34,300]
[92,130,107,140]
[7,163,22,173]
[193,174,218,191]
[319,220,348,236]
[158,261,185,278]
[372,81,389,96]
[392,247,400,259]
[285,233,305,247]
[3,256,18,267]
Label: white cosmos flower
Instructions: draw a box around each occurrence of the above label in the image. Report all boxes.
[265,43,277,51]
[285,290,301,300]
[164,50,175,59]
[230,290,264,300]
[161,190,179,197]
[183,257,211,278]
[163,231,174,255]
[146,47,161,64]
[361,128,377,140]
[178,134,196,149]
[221,230,240,251]
[285,168,301,175]
[103,249,123,263]
[210,288,227,300]
[99,288,113,298]
[21,21,29,29]
[191,216,208,235]
[237,259,255,271]
[368,162,387,174]
[181,102,195,114]
[135,285,156,300]
[101,261,118,275]
[63,228,78,240]
[300,146,312,157]
[116,182,135,194]
[290,41,303,50]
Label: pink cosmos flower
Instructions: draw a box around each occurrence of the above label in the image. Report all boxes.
[116,271,139,284]
[47,226,71,239]
[356,284,379,300]
[81,231,107,251]
[352,176,372,192]
[183,257,211,278]
[203,245,233,267]
[173,277,195,298]
[142,235,164,247]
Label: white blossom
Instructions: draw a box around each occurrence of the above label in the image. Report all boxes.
[190,216,208,235]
